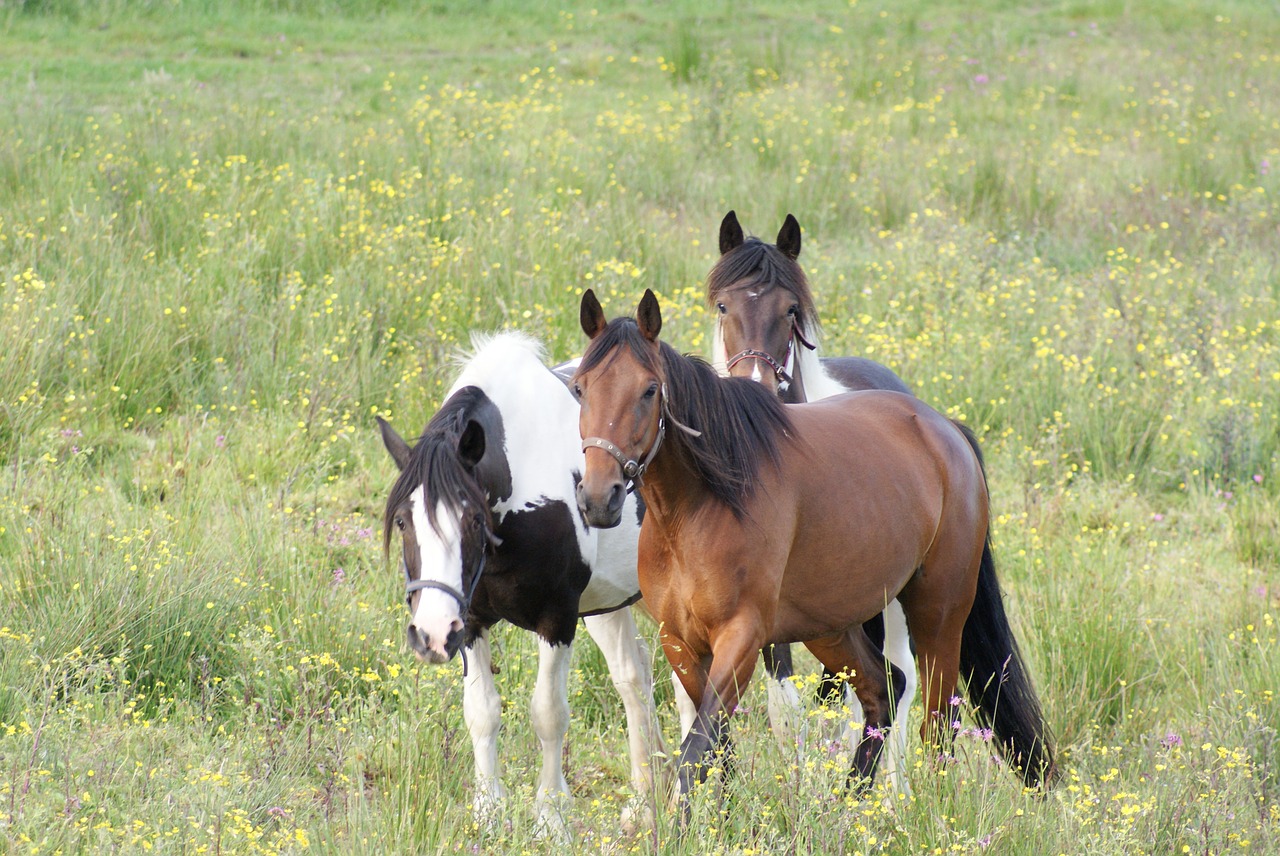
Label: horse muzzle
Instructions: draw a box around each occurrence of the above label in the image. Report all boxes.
[575,478,625,529]
[406,619,465,664]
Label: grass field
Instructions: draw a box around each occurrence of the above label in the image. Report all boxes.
[1,0,1278,852]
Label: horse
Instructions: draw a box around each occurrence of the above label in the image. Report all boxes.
[571,289,1055,803]
[705,211,918,792]
[710,210,911,403]
[378,332,664,837]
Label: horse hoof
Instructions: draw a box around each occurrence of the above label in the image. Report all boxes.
[620,798,654,835]
[534,803,571,844]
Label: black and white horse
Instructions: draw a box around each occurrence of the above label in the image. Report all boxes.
[708,211,918,796]
[379,332,662,836]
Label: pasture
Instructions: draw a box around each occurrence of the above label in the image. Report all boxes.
[1,0,1277,852]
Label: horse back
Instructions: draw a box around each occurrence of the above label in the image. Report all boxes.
[761,391,987,635]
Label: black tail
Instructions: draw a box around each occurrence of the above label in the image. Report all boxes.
[954,423,1057,788]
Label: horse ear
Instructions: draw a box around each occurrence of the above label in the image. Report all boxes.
[637,289,662,342]
[458,419,486,470]
[378,416,411,471]
[719,210,744,255]
[776,214,802,260]
[580,288,608,340]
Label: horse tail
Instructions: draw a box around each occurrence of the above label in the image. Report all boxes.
[953,422,1057,789]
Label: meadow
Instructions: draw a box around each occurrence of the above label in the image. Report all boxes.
[1,0,1277,852]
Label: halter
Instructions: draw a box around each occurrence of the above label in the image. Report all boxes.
[724,318,817,388]
[581,383,701,493]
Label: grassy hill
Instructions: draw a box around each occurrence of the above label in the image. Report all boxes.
[1,1,1276,852]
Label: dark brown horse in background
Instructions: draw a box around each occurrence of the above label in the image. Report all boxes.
[571,288,1055,801]
[710,210,910,402]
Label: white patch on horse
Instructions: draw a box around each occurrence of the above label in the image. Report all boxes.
[711,319,729,375]
[449,334,594,561]
[447,332,643,613]
[792,322,849,400]
[408,488,466,660]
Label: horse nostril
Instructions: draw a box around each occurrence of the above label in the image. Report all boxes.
[609,482,626,510]
[407,623,428,652]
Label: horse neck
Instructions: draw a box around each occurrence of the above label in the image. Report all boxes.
[791,325,851,402]
[635,432,709,535]
[449,371,581,514]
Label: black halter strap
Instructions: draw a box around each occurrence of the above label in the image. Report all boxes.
[403,526,499,677]
[581,384,700,493]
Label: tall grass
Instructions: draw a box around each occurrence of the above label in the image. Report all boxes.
[1,0,1278,853]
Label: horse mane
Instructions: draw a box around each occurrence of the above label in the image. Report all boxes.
[382,386,492,554]
[578,318,793,518]
[452,329,547,372]
[706,236,820,339]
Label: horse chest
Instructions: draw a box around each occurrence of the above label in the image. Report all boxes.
[637,532,758,651]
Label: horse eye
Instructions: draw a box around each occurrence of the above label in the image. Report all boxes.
[716,302,726,314]
[571,383,582,400]
[787,304,799,317]
[643,383,658,399]
[396,517,406,531]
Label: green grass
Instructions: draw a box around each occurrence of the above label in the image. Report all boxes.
[1,0,1278,853]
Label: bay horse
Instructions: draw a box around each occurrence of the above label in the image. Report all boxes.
[706,211,917,791]
[572,289,1055,801]
[378,332,664,836]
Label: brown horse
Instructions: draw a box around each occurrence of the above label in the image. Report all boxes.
[708,210,918,788]
[571,288,1055,800]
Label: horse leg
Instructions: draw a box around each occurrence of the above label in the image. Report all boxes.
[673,668,698,742]
[880,600,916,799]
[582,609,667,830]
[529,637,572,841]
[462,631,507,828]
[804,626,898,794]
[672,621,762,797]
[761,643,807,757]
[898,593,968,763]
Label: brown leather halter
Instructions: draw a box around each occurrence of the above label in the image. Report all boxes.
[581,384,702,492]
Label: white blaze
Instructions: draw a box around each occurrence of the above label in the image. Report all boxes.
[408,486,467,659]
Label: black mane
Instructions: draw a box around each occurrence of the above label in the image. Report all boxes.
[382,386,494,554]
[578,318,792,518]
[706,236,819,336]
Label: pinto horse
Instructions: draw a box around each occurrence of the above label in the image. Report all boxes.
[379,332,664,836]
[572,289,1055,800]
[707,211,917,790]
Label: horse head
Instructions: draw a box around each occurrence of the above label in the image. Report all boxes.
[379,401,500,664]
[571,289,667,529]
[710,211,817,398]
